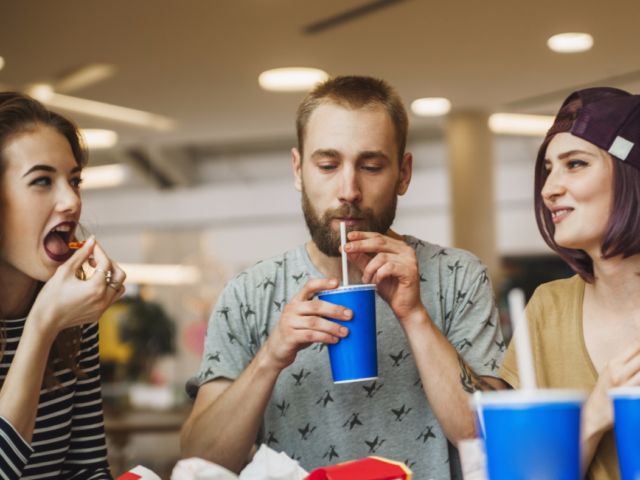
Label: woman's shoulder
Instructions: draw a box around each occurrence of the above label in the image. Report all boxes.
[527,275,584,326]
[532,274,583,299]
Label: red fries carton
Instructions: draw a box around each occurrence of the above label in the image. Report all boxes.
[306,456,412,480]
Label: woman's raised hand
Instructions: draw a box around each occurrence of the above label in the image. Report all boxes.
[29,236,126,338]
[584,344,640,437]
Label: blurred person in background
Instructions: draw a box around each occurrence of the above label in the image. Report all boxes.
[0,92,125,479]
[500,87,640,479]
[182,76,506,478]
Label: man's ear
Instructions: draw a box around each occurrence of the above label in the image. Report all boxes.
[397,152,413,195]
[292,147,303,192]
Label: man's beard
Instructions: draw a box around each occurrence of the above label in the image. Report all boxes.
[301,186,398,257]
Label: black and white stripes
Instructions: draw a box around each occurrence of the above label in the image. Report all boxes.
[0,320,111,479]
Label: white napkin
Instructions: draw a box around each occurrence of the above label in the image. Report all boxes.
[239,445,307,480]
[171,458,237,480]
[171,447,307,480]
[458,438,488,480]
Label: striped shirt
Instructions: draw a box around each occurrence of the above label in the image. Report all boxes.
[0,319,112,479]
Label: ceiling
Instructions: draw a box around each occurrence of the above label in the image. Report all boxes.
[1,0,639,184]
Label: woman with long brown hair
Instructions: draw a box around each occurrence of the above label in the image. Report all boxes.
[0,92,125,478]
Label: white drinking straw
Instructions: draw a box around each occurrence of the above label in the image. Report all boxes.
[507,288,537,390]
[340,221,349,287]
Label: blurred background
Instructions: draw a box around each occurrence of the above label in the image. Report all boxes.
[1,0,638,475]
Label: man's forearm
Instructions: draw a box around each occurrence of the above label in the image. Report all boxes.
[401,308,502,444]
[181,346,282,473]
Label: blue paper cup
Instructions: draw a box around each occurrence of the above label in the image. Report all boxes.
[609,387,640,480]
[474,390,585,480]
[317,284,377,384]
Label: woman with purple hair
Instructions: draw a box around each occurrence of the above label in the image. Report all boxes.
[500,87,640,479]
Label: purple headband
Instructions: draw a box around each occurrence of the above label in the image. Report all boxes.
[546,87,640,169]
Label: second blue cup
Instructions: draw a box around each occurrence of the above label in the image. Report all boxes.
[317,284,377,383]
[609,387,640,480]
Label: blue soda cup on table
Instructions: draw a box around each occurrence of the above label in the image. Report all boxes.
[475,389,585,480]
[472,290,585,479]
[317,284,377,383]
[609,387,640,480]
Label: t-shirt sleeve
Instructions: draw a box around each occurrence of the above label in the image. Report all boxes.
[0,415,34,479]
[499,287,543,389]
[499,337,519,389]
[446,261,505,378]
[186,276,257,398]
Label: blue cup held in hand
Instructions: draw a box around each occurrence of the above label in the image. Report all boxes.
[609,387,640,480]
[317,284,377,383]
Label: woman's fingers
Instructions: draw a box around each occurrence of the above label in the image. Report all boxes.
[66,235,96,272]
[88,242,113,288]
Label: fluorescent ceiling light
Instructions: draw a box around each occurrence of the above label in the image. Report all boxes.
[82,164,130,189]
[411,97,451,117]
[0,57,4,71]
[29,87,174,131]
[259,67,328,92]
[80,129,118,149]
[489,113,554,136]
[119,263,202,285]
[547,33,593,53]
[29,83,54,101]
[55,63,116,93]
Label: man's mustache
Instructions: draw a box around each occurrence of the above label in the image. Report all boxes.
[324,205,367,220]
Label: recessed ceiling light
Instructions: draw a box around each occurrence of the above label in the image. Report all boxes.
[547,33,593,53]
[410,97,451,117]
[0,57,5,71]
[258,67,329,92]
[80,129,118,149]
[489,113,554,136]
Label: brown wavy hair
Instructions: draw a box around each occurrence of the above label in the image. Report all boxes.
[0,92,86,387]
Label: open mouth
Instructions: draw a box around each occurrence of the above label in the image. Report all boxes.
[43,222,76,262]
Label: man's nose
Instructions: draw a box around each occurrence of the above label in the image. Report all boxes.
[338,166,362,204]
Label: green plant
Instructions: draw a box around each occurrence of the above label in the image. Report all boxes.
[118,296,176,381]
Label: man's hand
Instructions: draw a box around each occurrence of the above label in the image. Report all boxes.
[344,231,422,323]
[263,278,351,371]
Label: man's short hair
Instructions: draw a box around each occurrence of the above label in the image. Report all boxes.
[296,75,408,162]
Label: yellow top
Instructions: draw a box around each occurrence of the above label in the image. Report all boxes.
[500,275,619,480]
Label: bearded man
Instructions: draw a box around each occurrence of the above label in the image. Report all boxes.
[181,76,506,478]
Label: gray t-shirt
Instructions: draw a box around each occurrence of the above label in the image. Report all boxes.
[187,236,504,479]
